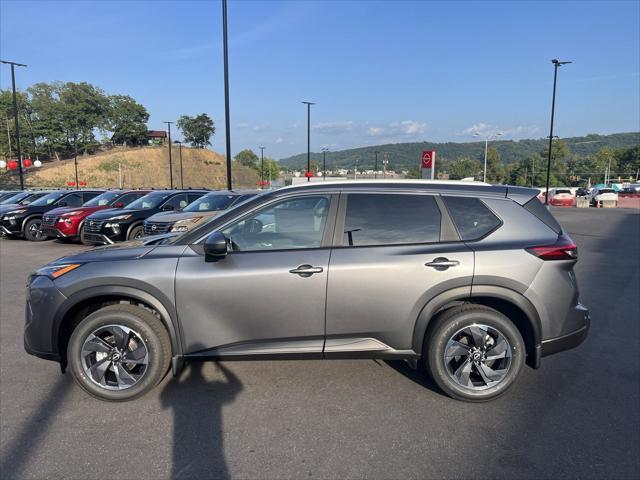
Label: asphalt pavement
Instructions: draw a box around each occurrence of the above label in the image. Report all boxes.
[0,208,638,479]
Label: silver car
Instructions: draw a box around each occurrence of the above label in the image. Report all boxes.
[25,181,589,402]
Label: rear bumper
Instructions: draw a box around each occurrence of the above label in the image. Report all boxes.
[541,303,590,357]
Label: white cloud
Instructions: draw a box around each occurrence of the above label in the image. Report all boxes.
[252,123,270,132]
[460,123,540,138]
[367,127,384,137]
[313,121,354,135]
[393,120,427,136]
[275,137,284,144]
[236,122,250,129]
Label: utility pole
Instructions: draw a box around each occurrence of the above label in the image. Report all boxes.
[374,151,379,179]
[322,148,328,180]
[260,146,265,187]
[163,121,174,188]
[222,0,233,190]
[302,101,315,181]
[74,142,79,190]
[174,140,184,188]
[545,59,572,204]
[1,60,27,190]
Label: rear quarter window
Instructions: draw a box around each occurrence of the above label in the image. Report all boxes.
[443,196,502,241]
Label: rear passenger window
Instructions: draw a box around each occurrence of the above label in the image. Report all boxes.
[343,194,440,246]
[443,196,501,241]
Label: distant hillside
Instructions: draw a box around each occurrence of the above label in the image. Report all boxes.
[278,132,640,171]
[1,146,258,189]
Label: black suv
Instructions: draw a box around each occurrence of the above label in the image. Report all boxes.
[82,189,208,244]
[1,189,103,241]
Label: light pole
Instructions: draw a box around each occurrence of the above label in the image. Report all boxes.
[222,0,233,190]
[321,148,328,180]
[1,60,27,190]
[74,142,79,190]
[302,101,315,181]
[473,132,503,183]
[163,121,174,188]
[259,146,265,187]
[545,58,572,204]
[174,140,184,188]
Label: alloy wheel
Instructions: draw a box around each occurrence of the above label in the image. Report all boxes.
[443,324,512,391]
[80,324,149,390]
[29,221,45,240]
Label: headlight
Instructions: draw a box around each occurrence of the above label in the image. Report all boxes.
[5,208,27,215]
[106,214,132,221]
[170,216,203,232]
[35,263,82,279]
[104,222,122,230]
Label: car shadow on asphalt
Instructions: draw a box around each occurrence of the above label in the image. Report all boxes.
[384,359,443,395]
[159,360,243,480]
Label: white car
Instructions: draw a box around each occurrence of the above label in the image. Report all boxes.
[589,188,618,207]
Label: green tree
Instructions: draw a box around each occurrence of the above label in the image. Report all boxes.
[615,145,640,180]
[234,149,259,168]
[485,146,505,183]
[107,95,149,146]
[449,156,482,180]
[58,82,110,153]
[177,113,215,148]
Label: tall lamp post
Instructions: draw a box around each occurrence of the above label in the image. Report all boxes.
[1,59,27,190]
[302,101,315,181]
[321,148,328,180]
[174,140,184,188]
[473,131,503,183]
[545,58,572,204]
[259,146,265,187]
[163,121,174,188]
[221,0,233,190]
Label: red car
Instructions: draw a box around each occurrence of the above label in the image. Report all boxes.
[548,188,577,207]
[41,190,150,242]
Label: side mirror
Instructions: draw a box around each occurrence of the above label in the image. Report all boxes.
[113,202,124,208]
[162,204,175,211]
[203,231,228,261]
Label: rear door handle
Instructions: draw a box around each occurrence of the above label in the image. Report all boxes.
[425,257,460,271]
[289,264,324,277]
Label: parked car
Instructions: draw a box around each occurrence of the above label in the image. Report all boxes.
[618,187,639,195]
[41,189,151,243]
[143,190,260,236]
[25,181,590,402]
[548,188,576,207]
[1,190,103,241]
[82,189,208,244]
[575,187,590,197]
[0,191,19,203]
[0,190,51,208]
[589,188,618,207]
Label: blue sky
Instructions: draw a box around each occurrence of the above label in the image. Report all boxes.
[1,0,639,159]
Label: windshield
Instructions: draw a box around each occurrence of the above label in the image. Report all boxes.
[598,189,615,194]
[555,190,571,195]
[30,191,67,206]
[184,193,236,212]
[125,192,171,210]
[83,191,122,207]
[1,192,30,205]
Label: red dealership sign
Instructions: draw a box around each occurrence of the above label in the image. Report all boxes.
[421,150,435,169]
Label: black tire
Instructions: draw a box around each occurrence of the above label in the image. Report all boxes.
[68,304,171,402]
[128,224,144,240]
[78,224,86,244]
[23,217,48,242]
[424,304,525,402]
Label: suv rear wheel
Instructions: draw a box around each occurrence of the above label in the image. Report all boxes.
[68,304,171,401]
[24,217,48,241]
[424,304,525,402]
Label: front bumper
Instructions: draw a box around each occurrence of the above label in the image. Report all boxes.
[0,217,24,235]
[82,232,115,245]
[541,303,590,357]
[24,275,67,363]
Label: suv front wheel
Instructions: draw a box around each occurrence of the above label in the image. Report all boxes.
[425,304,525,402]
[68,304,171,401]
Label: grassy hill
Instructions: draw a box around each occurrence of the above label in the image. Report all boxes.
[1,146,258,189]
[278,132,640,171]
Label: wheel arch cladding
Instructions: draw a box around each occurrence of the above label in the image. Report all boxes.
[413,286,542,368]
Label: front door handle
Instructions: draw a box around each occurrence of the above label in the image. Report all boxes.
[425,257,460,271]
[289,264,324,277]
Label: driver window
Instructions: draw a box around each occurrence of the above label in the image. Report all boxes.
[222,195,329,252]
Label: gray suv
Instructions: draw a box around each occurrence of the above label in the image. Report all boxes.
[24,181,589,402]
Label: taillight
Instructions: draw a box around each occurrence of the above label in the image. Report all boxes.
[526,236,578,261]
